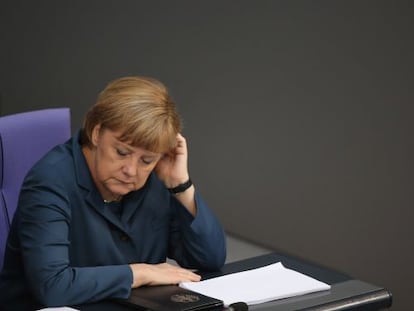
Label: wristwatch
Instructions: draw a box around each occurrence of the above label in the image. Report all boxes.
[167,178,193,194]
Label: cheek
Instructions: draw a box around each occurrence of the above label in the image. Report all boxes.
[96,155,122,178]
[136,166,155,178]
[133,165,157,182]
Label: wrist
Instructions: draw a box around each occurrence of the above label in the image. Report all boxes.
[167,178,193,194]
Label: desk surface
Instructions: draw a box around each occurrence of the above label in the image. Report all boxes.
[76,252,392,310]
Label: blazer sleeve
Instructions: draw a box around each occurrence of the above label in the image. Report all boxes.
[168,191,227,271]
[17,170,133,306]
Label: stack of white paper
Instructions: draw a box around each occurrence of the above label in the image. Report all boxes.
[180,262,331,306]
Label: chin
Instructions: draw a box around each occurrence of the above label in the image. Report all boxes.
[114,184,138,195]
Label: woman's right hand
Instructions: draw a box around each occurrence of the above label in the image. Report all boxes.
[129,262,201,288]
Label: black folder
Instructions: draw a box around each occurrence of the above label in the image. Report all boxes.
[116,284,224,311]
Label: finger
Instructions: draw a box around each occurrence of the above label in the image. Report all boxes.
[189,273,201,282]
[175,134,187,149]
[179,270,201,282]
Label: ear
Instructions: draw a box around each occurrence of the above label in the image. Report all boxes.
[91,124,102,147]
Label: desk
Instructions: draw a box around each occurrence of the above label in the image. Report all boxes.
[76,252,392,310]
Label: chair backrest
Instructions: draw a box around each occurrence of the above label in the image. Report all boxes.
[0,108,71,270]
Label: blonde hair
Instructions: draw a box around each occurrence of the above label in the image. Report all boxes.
[82,76,182,153]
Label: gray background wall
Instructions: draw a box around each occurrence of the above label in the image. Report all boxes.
[1,1,413,309]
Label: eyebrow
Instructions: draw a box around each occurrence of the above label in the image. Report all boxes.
[114,140,160,157]
[114,141,134,152]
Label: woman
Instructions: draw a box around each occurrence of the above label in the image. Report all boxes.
[0,76,226,310]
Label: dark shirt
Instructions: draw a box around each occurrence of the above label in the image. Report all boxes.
[0,131,226,310]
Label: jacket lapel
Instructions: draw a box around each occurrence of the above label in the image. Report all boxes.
[72,130,126,232]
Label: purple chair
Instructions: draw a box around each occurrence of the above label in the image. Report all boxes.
[0,108,71,269]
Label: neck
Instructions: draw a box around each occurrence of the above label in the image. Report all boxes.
[103,196,122,203]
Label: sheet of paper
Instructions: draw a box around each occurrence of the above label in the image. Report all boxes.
[180,262,331,306]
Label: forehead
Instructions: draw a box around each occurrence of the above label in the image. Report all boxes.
[101,128,160,155]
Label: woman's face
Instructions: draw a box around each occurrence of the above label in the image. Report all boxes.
[87,125,162,200]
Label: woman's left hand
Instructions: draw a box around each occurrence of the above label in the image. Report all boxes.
[155,133,197,216]
[155,133,190,188]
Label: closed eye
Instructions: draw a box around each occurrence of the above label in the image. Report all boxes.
[116,148,129,157]
[141,157,155,165]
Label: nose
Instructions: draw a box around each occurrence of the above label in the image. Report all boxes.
[122,157,138,177]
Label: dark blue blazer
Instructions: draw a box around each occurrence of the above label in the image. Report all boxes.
[0,131,226,310]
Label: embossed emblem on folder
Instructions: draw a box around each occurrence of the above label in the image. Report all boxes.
[171,293,200,303]
[117,284,224,311]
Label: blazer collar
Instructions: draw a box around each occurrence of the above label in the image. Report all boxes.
[71,130,120,226]
[72,130,96,194]
[71,130,151,230]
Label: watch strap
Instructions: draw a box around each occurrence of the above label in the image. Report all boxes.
[167,178,193,194]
